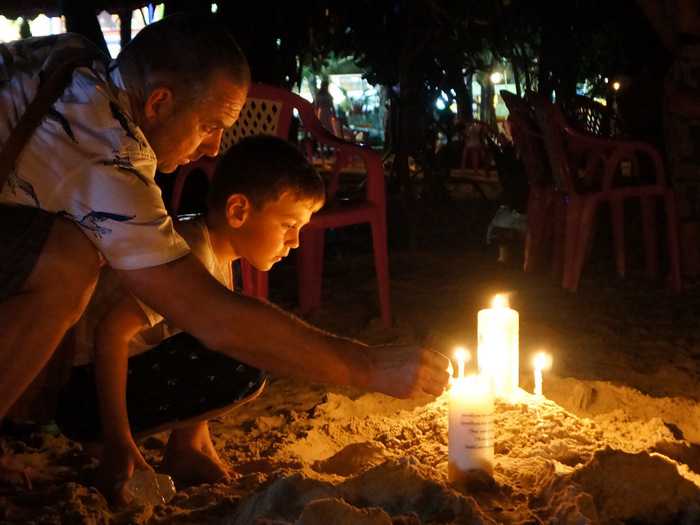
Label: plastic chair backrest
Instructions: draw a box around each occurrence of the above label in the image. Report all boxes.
[220,85,295,151]
[531,96,577,194]
[220,83,384,208]
[501,91,553,187]
[560,95,614,137]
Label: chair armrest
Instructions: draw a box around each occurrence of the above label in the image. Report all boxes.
[302,120,384,204]
[564,126,667,190]
[329,142,385,205]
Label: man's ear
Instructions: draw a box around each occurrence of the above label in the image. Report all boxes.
[225,194,250,228]
[143,86,175,123]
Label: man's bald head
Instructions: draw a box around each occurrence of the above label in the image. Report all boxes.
[116,13,250,108]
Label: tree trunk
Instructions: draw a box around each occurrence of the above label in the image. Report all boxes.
[19,18,31,39]
[510,58,522,97]
[118,9,131,50]
[394,1,431,250]
[60,0,109,56]
[479,73,495,127]
[396,73,421,248]
[454,72,473,122]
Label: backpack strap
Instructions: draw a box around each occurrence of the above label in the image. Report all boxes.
[0,44,106,190]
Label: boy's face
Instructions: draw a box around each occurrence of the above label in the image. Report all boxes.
[233,192,322,271]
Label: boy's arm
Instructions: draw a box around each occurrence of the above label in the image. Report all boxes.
[117,254,450,399]
[94,294,151,465]
[94,293,154,503]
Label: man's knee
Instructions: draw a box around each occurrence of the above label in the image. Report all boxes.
[25,217,101,323]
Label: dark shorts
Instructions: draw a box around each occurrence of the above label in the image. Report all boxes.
[0,204,56,301]
[55,332,267,442]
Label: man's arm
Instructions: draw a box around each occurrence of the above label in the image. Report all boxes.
[117,254,450,398]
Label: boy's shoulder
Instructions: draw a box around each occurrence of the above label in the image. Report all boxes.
[174,215,210,252]
[174,216,230,289]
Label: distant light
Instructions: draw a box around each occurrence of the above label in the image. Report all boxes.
[276,38,281,48]
[211,3,217,13]
[436,98,446,111]
[612,81,621,92]
[490,71,504,84]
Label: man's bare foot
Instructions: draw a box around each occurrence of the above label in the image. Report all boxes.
[160,421,232,485]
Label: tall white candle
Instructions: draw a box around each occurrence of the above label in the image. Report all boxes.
[477,294,519,399]
[448,374,495,481]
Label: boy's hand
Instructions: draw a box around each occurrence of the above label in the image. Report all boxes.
[99,437,152,505]
[364,345,451,398]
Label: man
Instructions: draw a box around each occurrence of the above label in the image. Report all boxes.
[0,14,449,433]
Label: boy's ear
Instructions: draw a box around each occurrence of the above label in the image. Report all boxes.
[143,86,175,123]
[225,194,251,228]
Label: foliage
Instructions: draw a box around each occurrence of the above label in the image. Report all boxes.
[168,1,666,241]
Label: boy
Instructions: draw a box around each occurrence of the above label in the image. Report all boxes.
[55,135,325,498]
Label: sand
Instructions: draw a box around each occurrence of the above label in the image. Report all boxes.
[3,203,700,524]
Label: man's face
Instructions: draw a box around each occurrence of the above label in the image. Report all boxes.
[234,192,322,271]
[143,71,248,173]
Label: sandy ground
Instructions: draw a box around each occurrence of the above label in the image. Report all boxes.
[3,199,700,524]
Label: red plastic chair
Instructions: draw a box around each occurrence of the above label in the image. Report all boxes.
[532,96,681,292]
[500,92,559,276]
[175,83,391,326]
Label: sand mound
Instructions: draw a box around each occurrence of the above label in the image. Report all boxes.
[5,377,700,524]
[209,378,700,524]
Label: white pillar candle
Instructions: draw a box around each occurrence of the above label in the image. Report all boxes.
[448,374,495,481]
[477,294,519,399]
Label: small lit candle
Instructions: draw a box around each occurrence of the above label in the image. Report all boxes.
[477,294,519,399]
[532,352,552,397]
[453,346,470,380]
[448,374,495,480]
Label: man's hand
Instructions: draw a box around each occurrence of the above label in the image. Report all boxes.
[364,345,451,398]
[98,437,152,505]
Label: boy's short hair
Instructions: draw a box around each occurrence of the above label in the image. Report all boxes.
[116,13,250,105]
[208,135,325,212]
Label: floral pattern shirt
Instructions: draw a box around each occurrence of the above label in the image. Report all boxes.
[0,33,189,269]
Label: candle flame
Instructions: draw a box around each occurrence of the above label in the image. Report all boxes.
[454,346,469,363]
[491,294,509,309]
[532,352,552,372]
